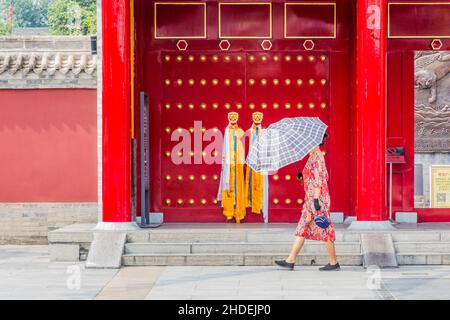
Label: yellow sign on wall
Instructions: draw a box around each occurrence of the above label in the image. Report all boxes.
[430,165,450,208]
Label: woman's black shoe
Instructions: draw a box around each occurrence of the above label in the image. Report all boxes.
[275,260,295,270]
[319,262,341,271]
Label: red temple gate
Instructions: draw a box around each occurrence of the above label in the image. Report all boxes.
[101,0,450,225]
[134,1,354,222]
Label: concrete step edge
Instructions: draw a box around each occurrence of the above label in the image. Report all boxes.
[394,241,450,244]
[396,252,450,256]
[124,243,362,254]
[125,241,361,246]
[122,253,363,257]
[122,253,363,266]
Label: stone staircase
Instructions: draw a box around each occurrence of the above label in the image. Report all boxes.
[392,232,450,265]
[48,223,450,266]
[121,224,450,266]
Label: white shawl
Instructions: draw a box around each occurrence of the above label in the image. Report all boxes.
[217,125,231,200]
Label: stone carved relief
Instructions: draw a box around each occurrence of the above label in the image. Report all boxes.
[414,51,450,152]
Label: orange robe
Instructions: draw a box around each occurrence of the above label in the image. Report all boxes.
[218,124,246,223]
[245,124,264,214]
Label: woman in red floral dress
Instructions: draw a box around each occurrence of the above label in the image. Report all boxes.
[275,134,340,271]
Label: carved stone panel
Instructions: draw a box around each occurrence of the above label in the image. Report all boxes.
[414,51,450,153]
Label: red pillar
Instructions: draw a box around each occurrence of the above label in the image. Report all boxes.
[355,0,388,221]
[102,0,132,222]
[8,1,13,24]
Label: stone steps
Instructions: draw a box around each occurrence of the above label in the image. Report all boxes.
[126,229,450,244]
[47,223,450,265]
[391,232,450,242]
[124,241,362,255]
[394,242,450,253]
[122,228,450,266]
[123,228,365,266]
[122,251,450,266]
[396,253,450,265]
[126,230,361,243]
[122,253,364,266]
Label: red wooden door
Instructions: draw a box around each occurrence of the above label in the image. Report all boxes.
[245,52,330,221]
[160,52,246,221]
[157,51,330,222]
[135,0,354,222]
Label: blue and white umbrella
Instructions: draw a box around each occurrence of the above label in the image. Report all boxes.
[246,117,328,172]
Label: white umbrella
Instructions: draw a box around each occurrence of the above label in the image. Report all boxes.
[246,117,328,172]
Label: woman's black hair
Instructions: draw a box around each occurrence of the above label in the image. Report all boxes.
[319,133,329,146]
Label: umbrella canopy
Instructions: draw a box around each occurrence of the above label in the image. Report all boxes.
[245,117,328,172]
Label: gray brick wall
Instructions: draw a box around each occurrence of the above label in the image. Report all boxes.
[0,36,97,89]
[0,203,97,244]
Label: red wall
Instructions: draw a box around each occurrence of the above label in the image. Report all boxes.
[0,89,97,202]
[387,0,450,222]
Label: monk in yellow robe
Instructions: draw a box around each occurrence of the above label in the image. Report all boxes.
[245,112,269,223]
[217,112,246,223]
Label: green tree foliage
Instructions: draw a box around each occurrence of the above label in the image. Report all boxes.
[0,0,12,35]
[0,0,10,22]
[0,0,96,36]
[13,0,51,28]
[48,0,96,35]
[48,0,81,35]
[0,21,12,36]
[80,0,96,35]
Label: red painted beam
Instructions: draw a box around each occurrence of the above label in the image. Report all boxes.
[355,0,388,221]
[102,0,132,222]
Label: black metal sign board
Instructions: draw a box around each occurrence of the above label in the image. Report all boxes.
[386,147,406,164]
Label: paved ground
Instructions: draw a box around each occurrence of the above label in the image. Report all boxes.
[1,245,450,300]
[0,246,117,300]
[145,265,450,300]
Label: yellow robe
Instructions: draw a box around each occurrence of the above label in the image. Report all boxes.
[220,124,246,223]
[245,124,264,214]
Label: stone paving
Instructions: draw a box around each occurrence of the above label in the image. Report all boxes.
[144,265,450,300]
[145,266,379,300]
[0,246,117,300]
[1,245,450,300]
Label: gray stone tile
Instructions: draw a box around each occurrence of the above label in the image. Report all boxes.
[193,289,240,296]
[5,245,450,300]
[146,294,193,300]
[196,284,240,290]
[282,295,327,300]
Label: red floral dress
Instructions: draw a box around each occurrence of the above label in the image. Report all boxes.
[294,149,336,242]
